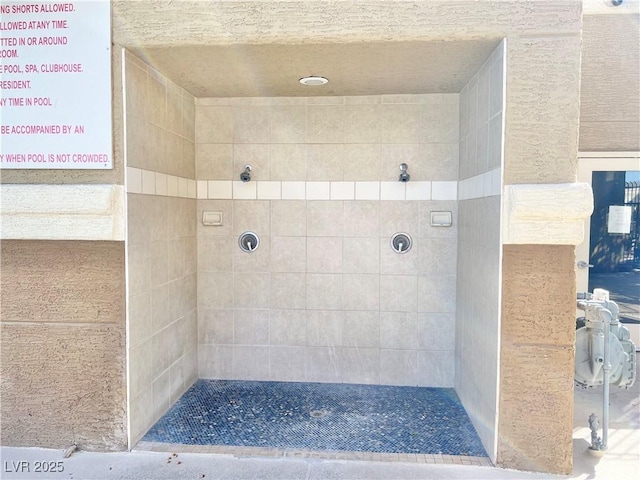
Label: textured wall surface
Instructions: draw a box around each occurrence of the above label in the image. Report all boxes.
[455,42,504,461]
[133,41,500,98]
[504,35,582,184]
[498,245,576,474]
[496,5,582,475]
[110,1,581,103]
[1,241,125,324]
[579,13,640,152]
[112,1,581,46]
[0,241,126,450]
[124,51,198,445]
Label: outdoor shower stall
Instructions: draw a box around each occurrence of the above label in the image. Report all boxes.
[0,1,596,475]
[113,0,587,475]
[124,40,506,461]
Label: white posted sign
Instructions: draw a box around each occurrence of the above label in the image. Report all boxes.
[607,205,632,234]
[0,0,112,169]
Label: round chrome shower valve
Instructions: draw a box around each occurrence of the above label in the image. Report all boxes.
[238,232,260,253]
[391,233,412,254]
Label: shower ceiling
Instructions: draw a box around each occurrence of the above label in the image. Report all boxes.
[128,40,501,97]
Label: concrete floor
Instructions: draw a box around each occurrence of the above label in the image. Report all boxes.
[0,446,558,480]
[571,356,640,480]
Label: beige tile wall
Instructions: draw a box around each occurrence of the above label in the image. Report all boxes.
[455,41,505,460]
[125,53,195,178]
[196,95,458,182]
[124,51,198,444]
[196,94,459,387]
[459,41,504,181]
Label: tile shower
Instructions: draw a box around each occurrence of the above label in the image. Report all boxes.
[125,40,505,457]
[195,92,460,388]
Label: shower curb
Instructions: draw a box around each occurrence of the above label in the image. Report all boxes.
[134,441,492,467]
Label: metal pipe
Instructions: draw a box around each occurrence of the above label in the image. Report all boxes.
[600,306,612,450]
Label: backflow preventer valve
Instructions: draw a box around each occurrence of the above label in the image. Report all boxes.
[575,290,636,389]
[575,289,636,453]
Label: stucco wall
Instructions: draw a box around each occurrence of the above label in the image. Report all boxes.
[579,13,640,152]
[499,16,582,478]
[0,241,127,450]
[112,1,581,46]
[504,34,582,184]
[497,245,576,473]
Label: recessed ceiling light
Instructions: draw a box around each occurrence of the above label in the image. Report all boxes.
[299,76,328,86]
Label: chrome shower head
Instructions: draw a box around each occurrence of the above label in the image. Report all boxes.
[240,164,252,182]
[399,163,410,182]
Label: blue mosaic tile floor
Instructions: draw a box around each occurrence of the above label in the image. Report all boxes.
[142,380,487,457]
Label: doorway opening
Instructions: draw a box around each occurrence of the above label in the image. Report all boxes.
[577,154,640,346]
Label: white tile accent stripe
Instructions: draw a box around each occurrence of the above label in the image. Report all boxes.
[167,175,178,197]
[355,182,380,200]
[406,181,432,200]
[178,177,190,198]
[458,168,502,200]
[330,182,355,200]
[380,182,405,200]
[126,167,197,198]
[187,179,197,199]
[156,173,168,197]
[232,181,256,199]
[197,180,208,199]
[306,182,330,200]
[126,167,490,202]
[431,181,456,200]
[141,169,156,195]
[127,167,142,194]
[208,180,232,199]
[282,182,305,200]
[257,181,282,199]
